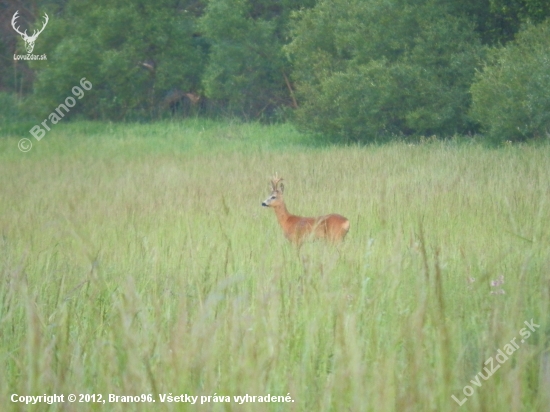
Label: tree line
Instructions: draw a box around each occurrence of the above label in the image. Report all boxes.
[1,0,549,142]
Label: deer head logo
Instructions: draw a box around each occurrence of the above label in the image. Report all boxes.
[12,10,49,54]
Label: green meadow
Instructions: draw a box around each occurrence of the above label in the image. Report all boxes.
[0,120,549,411]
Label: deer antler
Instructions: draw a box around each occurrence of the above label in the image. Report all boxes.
[270,174,284,191]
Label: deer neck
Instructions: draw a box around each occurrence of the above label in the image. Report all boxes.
[272,202,291,228]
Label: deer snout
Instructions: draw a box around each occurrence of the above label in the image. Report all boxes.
[261,201,268,207]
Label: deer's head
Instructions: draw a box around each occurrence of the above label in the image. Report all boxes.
[262,175,285,207]
[12,11,49,54]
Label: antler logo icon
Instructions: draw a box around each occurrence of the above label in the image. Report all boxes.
[12,10,49,54]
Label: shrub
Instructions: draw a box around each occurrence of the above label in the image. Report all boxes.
[199,0,314,119]
[31,0,206,121]
[470,20,550,142]
[287,0,484,142]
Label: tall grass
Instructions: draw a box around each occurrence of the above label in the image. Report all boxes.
[0,120,549,411]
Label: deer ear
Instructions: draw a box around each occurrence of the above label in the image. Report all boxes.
[279,183,284,193]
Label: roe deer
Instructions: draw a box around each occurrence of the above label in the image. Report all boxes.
[261,175,350,245]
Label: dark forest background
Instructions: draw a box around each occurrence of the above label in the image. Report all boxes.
[1,0,549,142]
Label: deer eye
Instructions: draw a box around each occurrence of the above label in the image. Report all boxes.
[271,196,276,200]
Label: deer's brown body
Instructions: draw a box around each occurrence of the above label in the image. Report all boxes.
[262,176,349,245]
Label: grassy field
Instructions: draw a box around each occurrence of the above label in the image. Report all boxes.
[0,120,549,411]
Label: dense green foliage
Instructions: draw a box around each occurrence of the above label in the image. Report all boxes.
[2,0,550,140]
[470,20,550,142]
[489,0,550,39]
[29,0,206,120]
[286,0,484,141]
[200,0,313,118]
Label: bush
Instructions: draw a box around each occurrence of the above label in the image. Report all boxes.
[199,0,314,119]
[287,0,484,142]
[470,20,550,142]
[30,0,206,121]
